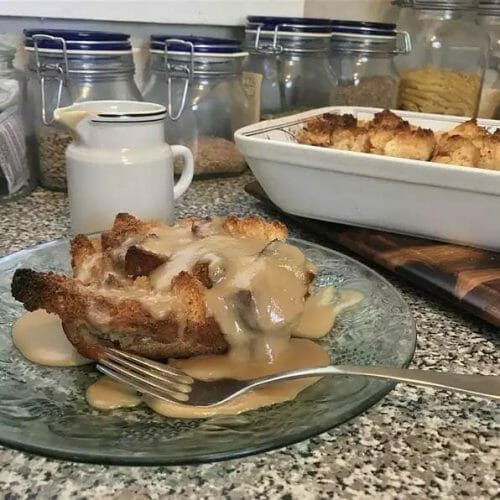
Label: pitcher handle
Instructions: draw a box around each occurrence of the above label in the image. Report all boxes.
[171,145,194,200]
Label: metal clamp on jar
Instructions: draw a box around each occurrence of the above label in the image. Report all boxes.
[330,21,411,109]
[243,16,337,119]
[143,36,251,178]
[396,0,489,117]
[24,29,142,190]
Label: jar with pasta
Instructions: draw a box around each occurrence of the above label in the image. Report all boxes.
[397,0,489,117]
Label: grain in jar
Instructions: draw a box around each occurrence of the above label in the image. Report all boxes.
[37,130,72,189]
[143,36,252,178]
[330,20,411,109]
[24,29,141,190]
[174,137,247,177]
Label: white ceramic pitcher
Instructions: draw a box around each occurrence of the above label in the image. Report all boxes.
[54,100,194,234]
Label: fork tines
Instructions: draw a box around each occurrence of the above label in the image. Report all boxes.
[97,348,194,404]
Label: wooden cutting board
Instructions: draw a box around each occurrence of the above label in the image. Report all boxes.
[245,181,500,327]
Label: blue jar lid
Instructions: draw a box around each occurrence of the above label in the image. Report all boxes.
[24,29,132,51]
[412,0,478,9]
[330,19,410,54]
[246,16,332,34]
[330,20,397,37]
[150,35,243,54]
[479,0,500,15]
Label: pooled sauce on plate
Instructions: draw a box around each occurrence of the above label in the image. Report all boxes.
[83,290,362,418]
[295,288,362,339]
[12,217,363,418]
[12,309,92,367]
[86,376,141,410]
[148,338,329,418]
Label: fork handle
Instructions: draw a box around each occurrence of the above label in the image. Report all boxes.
[249,365,500,400]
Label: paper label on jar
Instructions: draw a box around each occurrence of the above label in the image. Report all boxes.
[0,105,29,195]
[242,71,263,122]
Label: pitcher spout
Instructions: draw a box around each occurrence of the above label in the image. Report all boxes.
[53,106,92,143]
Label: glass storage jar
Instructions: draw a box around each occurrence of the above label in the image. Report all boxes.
[477,1,500,117]
[393,0,418,73]
[330,20,411,108]
[243,16,337,119]
[0,43,35,202]
[492,58,500,117]
[393,0,414,28]
[143,36,252,178]
[397,0,489,117]
[24,29,142,190]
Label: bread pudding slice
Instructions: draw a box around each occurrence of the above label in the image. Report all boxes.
[11,267,224,360]
[11,213,314,361]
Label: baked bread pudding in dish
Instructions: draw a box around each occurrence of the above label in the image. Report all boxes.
[297,109,500,170]
[11,214,361,417]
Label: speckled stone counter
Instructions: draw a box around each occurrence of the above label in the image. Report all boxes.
[0,174,498,499]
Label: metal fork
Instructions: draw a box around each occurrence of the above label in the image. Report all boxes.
[97,348,500,406]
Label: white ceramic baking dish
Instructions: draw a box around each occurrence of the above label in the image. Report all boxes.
[234,106,500,251]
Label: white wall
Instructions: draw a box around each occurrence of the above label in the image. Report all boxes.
[305,0,397,22]
[0,0,395,29]
[0,0,396,89]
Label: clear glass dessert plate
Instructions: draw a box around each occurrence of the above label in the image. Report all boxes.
[0,238,415,465]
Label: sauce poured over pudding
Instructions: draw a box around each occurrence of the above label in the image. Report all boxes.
[11,214,362,418]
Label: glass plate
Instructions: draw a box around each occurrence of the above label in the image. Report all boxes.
[0,238,415,465]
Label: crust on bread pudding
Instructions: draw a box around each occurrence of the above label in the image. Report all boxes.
[223,214,287,241]
[478,130,500,170]
[125,246,168,278]
[11,267,227,360]
[330,127,371,153]
[297,113,358,147]
[447,119,487,142]
[384,128,436,161]
[11,213,291,361]
[296,110,500,170]
[432,135,480,168]
[370,109,410,130]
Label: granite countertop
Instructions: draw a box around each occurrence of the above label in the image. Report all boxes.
[0,174,498,499]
